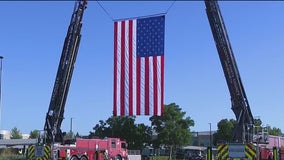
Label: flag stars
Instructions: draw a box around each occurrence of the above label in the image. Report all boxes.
[137,15,165,57]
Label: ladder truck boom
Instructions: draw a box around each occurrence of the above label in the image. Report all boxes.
[205,0,254,143]
[44,0,87,144]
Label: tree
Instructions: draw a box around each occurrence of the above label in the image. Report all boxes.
[254,118,262,127]
[150,103,194,160]
[133,123,152,149]
[90,116,152,149]
[29,130,39,139]
[214,119,235,144]
[10,127,22,139]
[251,118,282,136]
[91,120,111,138]
[268,126,282,136]
[253,118,263,135]
[90,116,136,139]
[65,131,75,139]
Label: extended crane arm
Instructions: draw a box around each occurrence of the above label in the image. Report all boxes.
[205,0,254,143]
[44,0,87,144]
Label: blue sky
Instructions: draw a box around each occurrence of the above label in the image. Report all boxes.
[0,1,283,135]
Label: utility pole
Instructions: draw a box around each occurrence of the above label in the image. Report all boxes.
[0,56,3,130]
[70,117,74,134]
[209,123,212,147]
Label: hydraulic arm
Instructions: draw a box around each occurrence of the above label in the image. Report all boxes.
[44,0,87,144]
[205,0,254,143]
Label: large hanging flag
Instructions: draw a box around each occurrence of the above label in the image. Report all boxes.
[113,15,165,116]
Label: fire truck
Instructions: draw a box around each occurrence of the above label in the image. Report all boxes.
[204,0,283,159]
[257,135,284,160]
[205,0,254,144]
[57,138,128,160]
[26,0,128,160]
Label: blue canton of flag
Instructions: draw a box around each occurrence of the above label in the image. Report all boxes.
[137,16,165,57]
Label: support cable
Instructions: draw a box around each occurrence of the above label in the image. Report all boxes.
[96,0,114,21]
[96,1,176,21]
[165,0,176,15]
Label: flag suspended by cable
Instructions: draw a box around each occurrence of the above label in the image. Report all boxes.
[113,15,165,116]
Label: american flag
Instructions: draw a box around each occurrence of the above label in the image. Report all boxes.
[113,15,165,116]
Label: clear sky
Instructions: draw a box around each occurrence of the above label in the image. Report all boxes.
[0,1,283,136]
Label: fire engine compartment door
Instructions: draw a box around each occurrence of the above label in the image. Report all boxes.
[228,144,245,158]
[35,145,44,157]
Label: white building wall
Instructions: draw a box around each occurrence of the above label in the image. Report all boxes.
[0,130,11,139]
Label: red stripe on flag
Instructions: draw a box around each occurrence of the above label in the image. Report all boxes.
[113,22,118,116]
[153,57,158,115]
[120,21,125,116]
[136,58,141,115]
[145,57,149,115]
[161,56,164,115]
[128,20,133,116]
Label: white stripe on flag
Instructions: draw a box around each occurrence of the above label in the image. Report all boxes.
[116,22,121,115]
[149,57,154,115]
[157,56,162,115]
[124,20,129,115]
[140,57,145,115]
[132,20,137,116]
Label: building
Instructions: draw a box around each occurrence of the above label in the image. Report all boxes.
[191,131,216,147]
[0,130,11,139]
[0,130,30,139]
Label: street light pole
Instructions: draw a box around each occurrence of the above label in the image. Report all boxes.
[70,117,74,133]
[209,123,212,147]
[0,56,3,130]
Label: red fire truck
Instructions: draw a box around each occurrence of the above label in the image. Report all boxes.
[205,1,284,160]
[258,135,284,159]
[57,138,128,160]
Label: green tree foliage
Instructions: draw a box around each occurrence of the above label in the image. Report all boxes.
[254,118,262,127]
[91,116,136,140]
[91,120,109,138]
[29,130,39,139]
[65,131,75,139]
[133,123,152,149]
[214,119,235,144]
[268,126,282,136]
[75,132,80,138]
[253,118,263,135]
[10,127,22,139]
[150,103,194,158]
[90,116,152,149]
[252,118,282,136]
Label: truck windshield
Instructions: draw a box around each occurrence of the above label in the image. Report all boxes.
[121,143,127,149]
